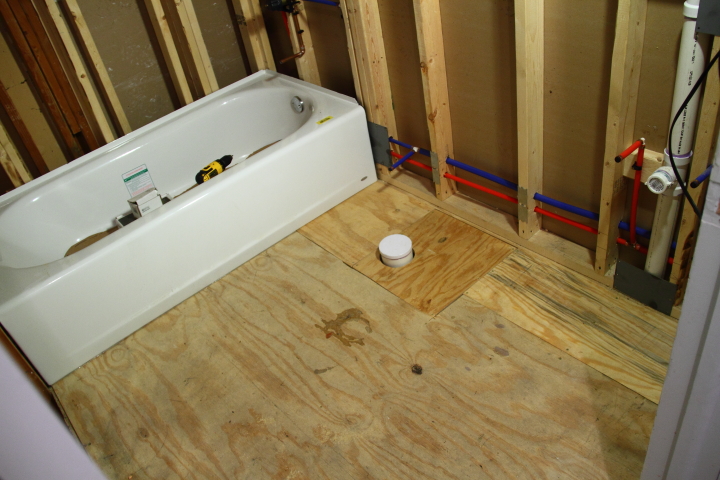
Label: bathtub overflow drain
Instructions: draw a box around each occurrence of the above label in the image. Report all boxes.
[291,96,304,113]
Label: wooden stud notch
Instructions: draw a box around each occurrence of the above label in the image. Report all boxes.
[514,0,544,239]
[412,0,455,201]
[231,0,275,72]
[595,0,647,277]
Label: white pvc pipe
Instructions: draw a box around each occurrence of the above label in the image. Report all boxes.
[645,154,691,276]
[645,0,709,277]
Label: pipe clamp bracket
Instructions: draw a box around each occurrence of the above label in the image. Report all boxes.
[430,151,441,185]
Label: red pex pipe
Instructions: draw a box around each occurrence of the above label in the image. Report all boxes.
[617,237,673,264]
[615,139,644,163]
[629,144,645,245]
[391,151,432,171]
[407,159,432,171]
[535,207,599,234]
[444,173,519,204]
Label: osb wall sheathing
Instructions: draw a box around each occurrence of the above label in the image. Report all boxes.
[378,0,684,253]
[75,0,176,130]
[0,26,66,170]
[193,0,249,89]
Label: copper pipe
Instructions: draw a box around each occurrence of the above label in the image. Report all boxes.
[280,12,305,64]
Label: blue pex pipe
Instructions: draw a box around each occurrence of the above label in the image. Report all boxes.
[388,137,431,157]
[618,221,677,249]
[533,193,600,221]
[391,150,415,170]
[691,164,713,188]
[304,0,339,5]
[446,158,518,191]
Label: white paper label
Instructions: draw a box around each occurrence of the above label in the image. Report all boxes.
[122,165,155,197]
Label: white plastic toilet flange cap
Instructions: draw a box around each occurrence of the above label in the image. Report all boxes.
[379,234,413,267]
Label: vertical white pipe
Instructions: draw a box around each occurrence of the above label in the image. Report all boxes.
[645,0,709,277]
[669,1,704,156]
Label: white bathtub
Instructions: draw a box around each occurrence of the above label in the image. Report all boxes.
[0,71,376,384]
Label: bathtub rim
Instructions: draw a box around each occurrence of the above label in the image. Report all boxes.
[0,70,358,207]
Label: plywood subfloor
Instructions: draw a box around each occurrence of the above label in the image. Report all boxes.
[355,210,514,315]
[299,180,434,266]
[55,233,654,480]
[53,181,673,479]
[466,249,677,404]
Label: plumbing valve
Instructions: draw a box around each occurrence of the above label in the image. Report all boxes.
[266,0,299,12]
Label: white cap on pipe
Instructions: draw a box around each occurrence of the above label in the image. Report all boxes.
[379,234,413,267]
[684,0,699,18]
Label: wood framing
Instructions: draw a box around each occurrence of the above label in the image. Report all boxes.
[411,0,455,201]
[287,3,320,86]
[670,38,720,290]
[0,0,88,158]
[338,0,362,106]
[340,0,397,176]
[0,77,48,176]
[61,0,132,135]
[231,0,275,72]
[35,0,114,145]
[595,0,648,277]
[173,0,219,95]
[514,0,543,239]
[0,120,32,186]
[143,0,193,105]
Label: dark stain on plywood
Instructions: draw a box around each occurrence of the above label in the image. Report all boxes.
[315,307,372,346]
